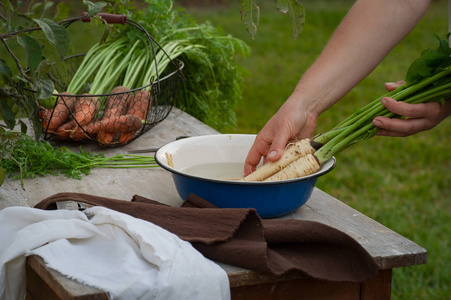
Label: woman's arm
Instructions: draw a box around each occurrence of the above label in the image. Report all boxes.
[244,0,431,175]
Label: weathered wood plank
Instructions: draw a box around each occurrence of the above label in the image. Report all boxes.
[282,189,427,270]
[0,181,30,210]
[26,255,108,300]
[3,108,219,208]
[230,274,361,300]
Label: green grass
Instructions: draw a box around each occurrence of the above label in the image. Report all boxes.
[181,1,451,299]
[2,1,450,298]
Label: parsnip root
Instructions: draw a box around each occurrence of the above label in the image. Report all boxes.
[243,138,316,181]
[264,153,321,182]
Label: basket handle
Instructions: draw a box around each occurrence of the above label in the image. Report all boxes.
[81,12,127,25]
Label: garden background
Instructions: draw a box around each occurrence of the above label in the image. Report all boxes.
[2,1,450,298]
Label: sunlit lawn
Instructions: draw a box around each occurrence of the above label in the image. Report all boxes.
[181,1,451,299]
[2,1,450,298]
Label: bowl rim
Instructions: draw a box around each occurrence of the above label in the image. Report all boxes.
[155,134,336,185]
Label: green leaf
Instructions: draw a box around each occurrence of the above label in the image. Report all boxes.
[33,18,70,59]
[275,0,306,38]
[0,59,12,77]
[1,0,13,12]
[0,99,17,129]
[43,1,54,13]
[16,35,42,71]
[285,0,305,39]
[37,79,55,99]
[37,59,53,74]
[274,0,289,13]
[83,0,107,16]
[405,35,451,84]
[19,119,28,134]
[31,2,43,12]
[239,0,260,39]
[55,2,70,21]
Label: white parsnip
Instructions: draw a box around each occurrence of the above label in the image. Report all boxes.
[264,154,320,182]
[243,138,316,181]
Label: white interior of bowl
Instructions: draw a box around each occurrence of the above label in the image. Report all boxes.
[155,134,335,183]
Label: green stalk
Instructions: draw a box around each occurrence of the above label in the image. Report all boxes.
[88,50,123,94]
[76,154,157,170]
[68,38,127,94]
[317,85,451,161]
[88,39,140,94]
[314,68,451,163]
[333,84,405,129]
[123,51,148,88]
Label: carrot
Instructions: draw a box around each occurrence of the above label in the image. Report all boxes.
[36,102,50,131]
[264,154,321,182]
[97,131,115,145]
[68,95,99,141]
[95,86,131,144]
[124,89,151,120]
[72,94,99,127]
[243,138,317,181]
[49,94,99,142]
[42,92,76,133]
[55,121,76,140]
[102,86,131,118]
[117,89,152,144]
[117,132,134,144]
[69,126,90,141]
[96,115,142,146]
[106,114,142,133]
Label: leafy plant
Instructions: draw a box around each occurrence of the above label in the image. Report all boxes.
[104,0,251,130]
[0,0,107,139]
[0,127,157,188]
[239,0,306,39]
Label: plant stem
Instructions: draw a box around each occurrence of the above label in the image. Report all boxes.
[0,36,33,83]
[314,68,451,163]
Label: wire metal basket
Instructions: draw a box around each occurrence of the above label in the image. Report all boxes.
[27,13,184,147]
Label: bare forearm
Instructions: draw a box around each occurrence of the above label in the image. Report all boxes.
[244,0,432,173]
[295,0,431,116]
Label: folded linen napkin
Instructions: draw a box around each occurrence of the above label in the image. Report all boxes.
[35,192,379,283]
[0,205,229,300]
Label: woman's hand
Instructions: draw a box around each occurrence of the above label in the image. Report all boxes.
[243,92,319,176]
[373,81,451,137]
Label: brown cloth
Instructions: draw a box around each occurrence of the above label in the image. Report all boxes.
[35,192,378,282]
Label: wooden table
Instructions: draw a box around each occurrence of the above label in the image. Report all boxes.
[1,108,427,299]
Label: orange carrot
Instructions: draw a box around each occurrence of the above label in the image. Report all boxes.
[117,132,135,144]
[102,86,131,119]
[43,92,76,132]
[92,114,142,134]
[72,94,99,127]
[68,95,99,141]
[98,131,115,145]
[69,126,90,141]
[125,89,151,120]
[36,102,50,132]
[95,86,131,144]
[55,121,76,140]
[117,89,152,144]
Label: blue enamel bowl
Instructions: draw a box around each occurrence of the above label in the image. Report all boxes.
[155,134,336,218]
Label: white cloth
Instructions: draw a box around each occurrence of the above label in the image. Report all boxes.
[0,206,230,300]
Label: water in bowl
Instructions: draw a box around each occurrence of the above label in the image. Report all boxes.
[180,162,244,181]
